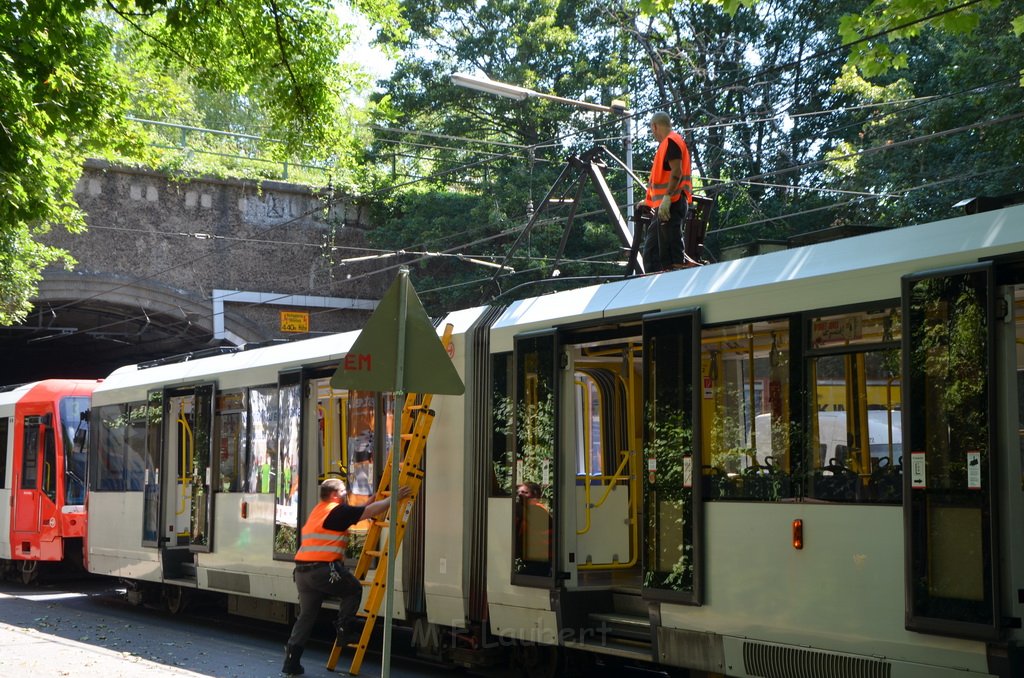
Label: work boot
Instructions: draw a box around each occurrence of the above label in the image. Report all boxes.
[281,644,304,675]
[335,622,355,647]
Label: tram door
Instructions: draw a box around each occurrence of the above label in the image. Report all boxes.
[159,385,214,578]
[566,339,644,589]
[12,405,60,560]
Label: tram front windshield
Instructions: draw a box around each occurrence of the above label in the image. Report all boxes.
[61,396,90,505]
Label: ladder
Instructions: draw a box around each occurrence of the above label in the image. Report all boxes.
[326,324,451,675]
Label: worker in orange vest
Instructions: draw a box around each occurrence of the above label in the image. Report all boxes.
[282,478,411,675]
[640,111,692,272]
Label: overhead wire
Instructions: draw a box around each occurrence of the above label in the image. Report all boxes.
[33,0,1019,342]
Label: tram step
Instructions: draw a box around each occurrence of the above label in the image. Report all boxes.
[567,634,654,662]
[587,612,651,642]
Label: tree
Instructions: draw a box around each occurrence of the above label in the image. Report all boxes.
[830,0,1024,226]
[370,0,634,312]
[0,0,403,325]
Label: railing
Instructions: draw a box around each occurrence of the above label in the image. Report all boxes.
[128,116,334,184]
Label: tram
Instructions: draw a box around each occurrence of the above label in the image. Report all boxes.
[0,379,95,583]
[86,203,1024,677]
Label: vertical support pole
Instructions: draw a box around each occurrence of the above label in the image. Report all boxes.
[382,267,409,678]
[624,113,634,238]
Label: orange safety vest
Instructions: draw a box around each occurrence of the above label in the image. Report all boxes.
[645,131,692,208]
[295,501,350,562]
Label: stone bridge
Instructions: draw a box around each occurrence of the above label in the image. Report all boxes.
[1,160,388,383]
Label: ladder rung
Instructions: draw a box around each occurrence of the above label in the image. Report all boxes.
[364,550,383,557]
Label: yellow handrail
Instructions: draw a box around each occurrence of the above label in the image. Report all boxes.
[177,402,193,522]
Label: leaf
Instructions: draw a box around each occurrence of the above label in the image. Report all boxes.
[1013,14,1024,37]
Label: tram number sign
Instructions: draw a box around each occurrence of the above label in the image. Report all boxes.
[280,311,309,333]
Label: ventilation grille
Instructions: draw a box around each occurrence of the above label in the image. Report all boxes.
[743,641,891,678]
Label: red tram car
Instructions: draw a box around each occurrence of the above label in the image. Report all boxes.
[0,379,95,583]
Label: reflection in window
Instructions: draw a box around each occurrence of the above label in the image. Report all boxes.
[60,397,89,505]
[346,391,376,507]
[142,391,162,546]
[92,405,126,491]
[906,271,993,627]
[22,416,40,490]
[513,336,556,580]
[216,391,246,492]
[643,315,697,596]
[492,353,514,497]
[126,403,148,492]
[274,382,301,557]
[248,387,278,494]
[701,319,790,501]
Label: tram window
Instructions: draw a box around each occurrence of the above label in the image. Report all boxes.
[701,319,792,501]
[21,416,41,490]
[92,404,127,491]
[125,403,148,491]
[492,352,513,497]
[42,424,57,501]
[345,390,376,507]
[274,379,301,557]
[60,397,89,504]
[247,386,278,494]
[806,307,901,504]
[575,374,604,477]
[310,378,345,482]
[513,335,556,581]
[0,417,7,489]
[215,391,246,493]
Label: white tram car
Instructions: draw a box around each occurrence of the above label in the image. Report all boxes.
[88,204,1024,677]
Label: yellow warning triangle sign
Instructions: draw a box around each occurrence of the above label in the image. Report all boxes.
[330,270,465,395]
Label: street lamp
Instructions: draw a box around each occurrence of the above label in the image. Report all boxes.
[451,72,635,234]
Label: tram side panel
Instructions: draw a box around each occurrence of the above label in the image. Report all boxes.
[420,308,486,631]
[0,385,31,563]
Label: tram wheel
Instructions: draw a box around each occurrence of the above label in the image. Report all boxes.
[19,561,39,586]
[163,585,192,615]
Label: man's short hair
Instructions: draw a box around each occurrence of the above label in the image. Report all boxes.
[651,111,672,128]
[320,478,345,500]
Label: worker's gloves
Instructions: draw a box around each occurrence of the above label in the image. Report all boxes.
[658,195,672,221]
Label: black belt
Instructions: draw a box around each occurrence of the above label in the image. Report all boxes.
[294,561,336,572]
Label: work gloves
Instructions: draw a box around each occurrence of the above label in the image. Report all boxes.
[658,195,672,221]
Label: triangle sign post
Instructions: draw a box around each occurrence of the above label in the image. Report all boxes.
[329,268,463,678]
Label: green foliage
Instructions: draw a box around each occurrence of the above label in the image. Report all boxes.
[639,0,758,16]
[0,0,400,325]
[495,392,555,504]
[371,0,633,308]
[840,0,1005,78]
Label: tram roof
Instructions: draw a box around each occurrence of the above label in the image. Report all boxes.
[93,329,361,404]
[490,203,1024,350]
